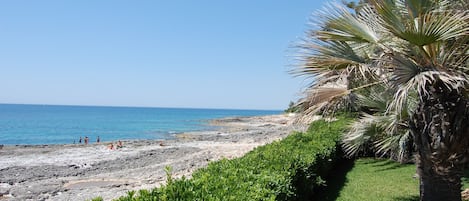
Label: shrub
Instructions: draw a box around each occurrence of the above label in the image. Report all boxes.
[114,117,350,201]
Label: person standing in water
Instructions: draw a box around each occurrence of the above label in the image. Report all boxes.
[96,136,100,143]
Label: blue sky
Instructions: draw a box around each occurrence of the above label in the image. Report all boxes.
[0,1,329,110]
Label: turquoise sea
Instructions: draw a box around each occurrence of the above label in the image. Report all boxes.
[0,104,281,145]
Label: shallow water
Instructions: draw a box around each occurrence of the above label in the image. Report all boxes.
[0,104,280,145]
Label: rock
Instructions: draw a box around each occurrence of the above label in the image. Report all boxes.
[462,188,469,201]
[0,183,11,195]
[38,193,51,200]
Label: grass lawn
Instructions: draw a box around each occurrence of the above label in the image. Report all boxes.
[315,158,469,201]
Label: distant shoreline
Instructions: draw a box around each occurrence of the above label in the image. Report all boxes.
[0,104,282,145]
[0,114,280,147]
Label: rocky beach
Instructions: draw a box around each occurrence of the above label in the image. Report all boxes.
[0,114,296,201]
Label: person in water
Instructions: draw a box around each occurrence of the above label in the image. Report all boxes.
[96,136,100,143]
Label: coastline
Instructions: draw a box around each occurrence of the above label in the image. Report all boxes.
[0,114,296,201]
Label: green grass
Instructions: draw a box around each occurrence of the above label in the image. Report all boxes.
[316,158,469,201]
[316,158,419,201]
[463,169,469,190]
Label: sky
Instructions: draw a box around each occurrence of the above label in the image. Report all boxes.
[0,0,329,110]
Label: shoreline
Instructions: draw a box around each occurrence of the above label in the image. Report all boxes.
[0,114,296,201]
[0,114,278,148]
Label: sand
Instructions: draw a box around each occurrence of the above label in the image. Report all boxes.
[0,114,296,201]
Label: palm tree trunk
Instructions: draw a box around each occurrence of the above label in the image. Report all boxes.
[409,80,469,201]
[415,153,462,201]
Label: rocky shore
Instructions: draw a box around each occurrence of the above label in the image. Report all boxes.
[0,114,296,201]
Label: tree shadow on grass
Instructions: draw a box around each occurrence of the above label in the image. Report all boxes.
[374,163,411,172]
[356,158,401,171]
[312,159,355,201]
[463,168,469,181]
[370,160,395,167]
[391,195,419,201]
[364,159,412,172]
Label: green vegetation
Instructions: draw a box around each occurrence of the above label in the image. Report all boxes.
[316,158,419,201]
[284,101,300,113]
[315,158,469,201]
[464,169,469,190]
[107,115,469,201]
[114,117,350,201]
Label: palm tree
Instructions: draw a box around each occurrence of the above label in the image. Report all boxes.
[294,0,469,200]
[341,86,415,162]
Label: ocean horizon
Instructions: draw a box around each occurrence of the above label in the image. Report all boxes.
[0,104,281,145]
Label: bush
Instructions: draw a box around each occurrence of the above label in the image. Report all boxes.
[114,117,350,201]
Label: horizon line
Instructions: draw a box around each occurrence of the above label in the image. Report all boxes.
[0,102,283,112]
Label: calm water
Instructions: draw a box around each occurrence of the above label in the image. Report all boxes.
[0,104,281,145]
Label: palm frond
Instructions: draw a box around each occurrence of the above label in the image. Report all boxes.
[356,85,391,113]
[292,102,328,128]
[298,86,349,111]
[439,36,469,75]
[293,85,352,125]
[370,0,407,38]
[343,112,411,161]
[404,0,451,19]
[371,0,469,46]
[312,2,380,43]
[373,128,412,162]
[319,41,367,64]
[342,113,382,157]
[374,134,401,157]
[294,40,367,78]
[421,11,469,42]
[397,131,413,162]
[391,54,422,86]
[388,70,467,114]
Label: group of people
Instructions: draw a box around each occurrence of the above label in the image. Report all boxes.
[107,140,123,150]
[77,136,99,144]
[75,136,124,150]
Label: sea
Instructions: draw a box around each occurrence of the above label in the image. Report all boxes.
[0,104,281,145]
